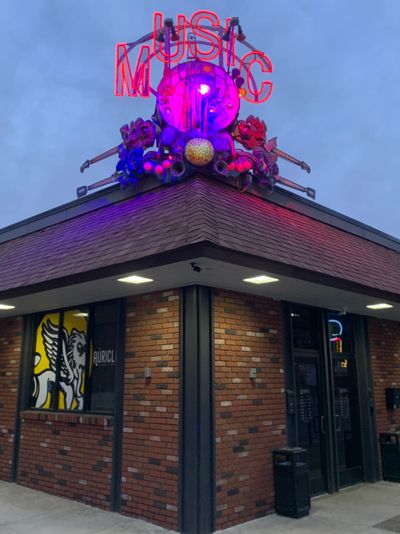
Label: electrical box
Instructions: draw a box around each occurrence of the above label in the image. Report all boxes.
[386,388,400,410]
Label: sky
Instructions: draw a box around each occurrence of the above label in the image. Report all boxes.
[1,0,400,237]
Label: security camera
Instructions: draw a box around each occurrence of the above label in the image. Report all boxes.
[190,262,202,273]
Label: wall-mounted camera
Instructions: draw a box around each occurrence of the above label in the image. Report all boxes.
[190,262,202,273]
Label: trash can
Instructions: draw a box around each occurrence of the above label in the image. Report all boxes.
[273,447,310,518]
[380,432,400,482]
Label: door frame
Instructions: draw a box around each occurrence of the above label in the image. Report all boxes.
[283,302,379,494]
[292,348,330,494]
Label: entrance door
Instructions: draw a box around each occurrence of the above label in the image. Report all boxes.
[329,313,363,487]
[294,351,327,494]
[290,306,364,495]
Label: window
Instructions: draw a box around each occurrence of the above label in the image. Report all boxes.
[291,305,320,350]
[29,300,120,413]
[328,312,353,355]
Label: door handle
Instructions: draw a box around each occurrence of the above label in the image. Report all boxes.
[320,415,326,434]
[335,414,341,432]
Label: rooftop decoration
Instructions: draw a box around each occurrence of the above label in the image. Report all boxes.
[78,10,314,199]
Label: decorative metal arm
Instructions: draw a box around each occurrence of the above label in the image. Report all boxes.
[270,147,311,174]
[80,145,120,173]
[275,174,315,199]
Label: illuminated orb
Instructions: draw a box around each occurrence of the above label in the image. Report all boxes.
[185,138,214,166]
[156,60,240,133]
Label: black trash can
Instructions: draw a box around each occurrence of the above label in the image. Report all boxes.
[273,447,310,518]
[380,432,400,482]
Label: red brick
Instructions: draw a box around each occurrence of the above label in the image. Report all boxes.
[214,290,286,529]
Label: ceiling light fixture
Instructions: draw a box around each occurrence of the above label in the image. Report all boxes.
[0,304,16,310]
[118,275,154,284]
[366,303,393,310]
[243,275,279,284]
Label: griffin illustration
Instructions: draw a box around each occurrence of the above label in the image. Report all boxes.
[32,319,87,410]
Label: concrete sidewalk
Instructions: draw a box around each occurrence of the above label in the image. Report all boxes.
[221,482,400,534]
[1,481,400,533]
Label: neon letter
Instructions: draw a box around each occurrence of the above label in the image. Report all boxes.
[153,12,187,64]
[188,10,221,61]
[115,43,151,98]
[240,51,273,104]
[224,18,237,68]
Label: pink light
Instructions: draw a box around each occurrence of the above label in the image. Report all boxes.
[240,51,273,104]
[189,10,221,61]
[153,12,186,65]
[115,43,151,98]
[243,160,252,170]
[224,17,237,68]
[198,84,210,95]
[143,161,152,172]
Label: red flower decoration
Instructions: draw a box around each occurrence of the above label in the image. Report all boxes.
[232,115,267,150]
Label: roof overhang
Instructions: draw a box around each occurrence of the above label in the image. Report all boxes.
[2,242,400,321]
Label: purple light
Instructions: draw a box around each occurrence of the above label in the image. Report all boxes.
[198,84,210,95]
[156,61,240,132]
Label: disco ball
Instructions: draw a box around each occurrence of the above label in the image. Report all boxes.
[184,138,215,166]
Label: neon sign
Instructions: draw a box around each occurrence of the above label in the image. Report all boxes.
[78,11,315,201]
[329,318,343,354]
[115,10,273,105]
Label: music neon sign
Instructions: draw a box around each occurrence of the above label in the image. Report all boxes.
[115,10,273,104]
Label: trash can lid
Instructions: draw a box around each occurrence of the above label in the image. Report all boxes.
[273,447,307,454]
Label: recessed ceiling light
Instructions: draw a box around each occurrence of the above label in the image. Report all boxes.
[0,304,15,310]
[366,303,393,310]
[243,275,279,284]
[118,275,154,284]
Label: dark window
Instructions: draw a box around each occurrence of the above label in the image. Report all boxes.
[328,312,353,355]
[89,302,119,412]
[291,305,320,350]
[29,300,120,413]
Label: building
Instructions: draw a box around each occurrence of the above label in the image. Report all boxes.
[1,173,400,533]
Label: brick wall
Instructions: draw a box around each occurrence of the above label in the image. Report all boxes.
[369,318,400,435]
[18,412,113,508]
[214,290,286,530]
[121,290,180,530]
[0,316,22,480]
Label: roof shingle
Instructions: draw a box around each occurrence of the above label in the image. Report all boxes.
[0,176,399,297]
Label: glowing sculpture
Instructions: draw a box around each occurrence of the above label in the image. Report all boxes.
[78,11,314,200]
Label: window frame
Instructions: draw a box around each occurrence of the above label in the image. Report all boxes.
[27,298,122,415]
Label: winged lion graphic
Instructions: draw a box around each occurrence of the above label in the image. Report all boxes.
[32,319,87,410]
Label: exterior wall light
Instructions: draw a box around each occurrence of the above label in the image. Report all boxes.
[243,275,279,284]
[0,304,15,310]
[366,303,393,310]
[118,275,154,284]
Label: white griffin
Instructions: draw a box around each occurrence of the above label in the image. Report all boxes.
[33,319,87,410]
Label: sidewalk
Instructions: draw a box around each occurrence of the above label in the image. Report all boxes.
[220,482,400,534]
[1,480,400,533]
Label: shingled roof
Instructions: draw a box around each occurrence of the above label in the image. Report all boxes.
[1,175,400,300]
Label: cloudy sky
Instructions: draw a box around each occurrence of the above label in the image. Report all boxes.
[1,0,399,237]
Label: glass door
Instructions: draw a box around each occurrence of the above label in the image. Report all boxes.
[329,314,363,487]
[291,306,328,494]
[294,352,327,494]
[289,306,365,495]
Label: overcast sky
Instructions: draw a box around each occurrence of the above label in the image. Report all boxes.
[1,0,399,237]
